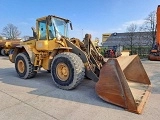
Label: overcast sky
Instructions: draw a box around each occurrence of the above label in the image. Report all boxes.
[0,0,159,41]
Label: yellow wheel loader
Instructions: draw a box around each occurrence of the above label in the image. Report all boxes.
[0,40,6,55]
[9,15,151,114]
[0,40,20,56]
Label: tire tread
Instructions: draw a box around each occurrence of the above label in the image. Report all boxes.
[51,52,85,90]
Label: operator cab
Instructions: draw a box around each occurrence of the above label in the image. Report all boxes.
[37,15,72,40]
[35,15,72,51]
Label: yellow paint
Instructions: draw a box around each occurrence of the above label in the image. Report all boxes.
[13,16,71,70]
[48,39,61,50]
[56,63,69,81]
[36,40,48,50]
[41,57,49,70]
[22,39,36,47]
[5,42,12,48]
[17,60,25,73]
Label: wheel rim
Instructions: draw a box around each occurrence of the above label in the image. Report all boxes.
[17,60,25,73]
[56,63,69,81]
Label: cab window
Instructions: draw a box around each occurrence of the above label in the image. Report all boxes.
[48,22,55,40]
[39,21,47,40]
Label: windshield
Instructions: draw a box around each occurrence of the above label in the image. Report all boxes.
[52,17,68,38]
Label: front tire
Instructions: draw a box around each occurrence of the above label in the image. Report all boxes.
[15,52,37,79]
[51,52,85,90]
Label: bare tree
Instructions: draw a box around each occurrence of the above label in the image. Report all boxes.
[1,24,21,39]
[126,23,137,55]
[137,27,143,45]
[144,11,156,47]
[135,27,146,56]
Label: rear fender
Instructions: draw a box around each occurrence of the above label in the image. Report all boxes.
[9,45,35,63]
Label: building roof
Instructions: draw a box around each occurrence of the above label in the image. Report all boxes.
[102,32,153,46]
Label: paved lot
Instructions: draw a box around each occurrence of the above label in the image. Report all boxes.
[0,56,160,120]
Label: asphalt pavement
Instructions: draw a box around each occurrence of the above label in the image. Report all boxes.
[0,56,160,120]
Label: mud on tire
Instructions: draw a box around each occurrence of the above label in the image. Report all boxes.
[51,52,85,90]
[15,52,37,79]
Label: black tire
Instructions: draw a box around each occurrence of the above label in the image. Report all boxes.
[9,49,14,55]
[0,48,2,55]
[1,49,6,56]
[47,70,51,73]
[51,52,85,90]
[15,52,37,79]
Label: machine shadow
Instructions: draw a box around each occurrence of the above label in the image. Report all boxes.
[0,67,123,112]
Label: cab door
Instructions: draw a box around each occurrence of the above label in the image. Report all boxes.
[47,20,60,50]
[36,20,49,50]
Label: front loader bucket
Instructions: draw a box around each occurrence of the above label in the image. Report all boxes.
[95,55,151,114]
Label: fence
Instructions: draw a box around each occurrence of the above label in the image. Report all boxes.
[123,46,151,58]
[100,46,151,58]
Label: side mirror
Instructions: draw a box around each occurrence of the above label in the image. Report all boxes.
[70,22,73,30]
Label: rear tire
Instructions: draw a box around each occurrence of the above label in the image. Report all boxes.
[0,48,2,55]
[1,49,6,56]
[51,52,85,90]
[15,52,37,79]
[9,49,14,55]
